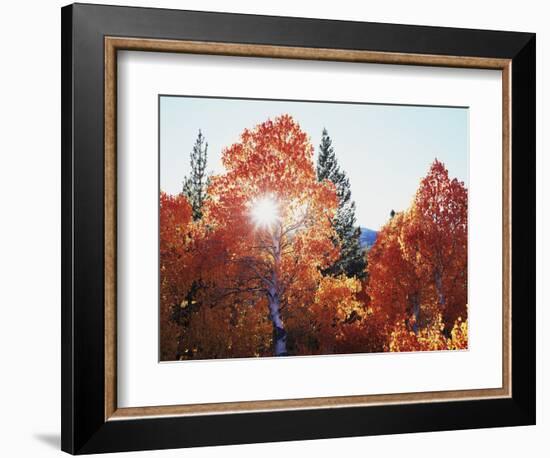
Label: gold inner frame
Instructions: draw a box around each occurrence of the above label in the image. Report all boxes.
[104,37,512,421]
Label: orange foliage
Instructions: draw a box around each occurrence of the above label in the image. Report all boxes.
[368,211,422,325]
[449,317,469,350]
[407,159,468,331]
[159,192,194,360]
[368,159,468,352]
[196,115,344,356]
[388,313,448,352]
[389,314,468,352]
[159,119,469,359]
[310,275,363,353]
[178,302,273,359]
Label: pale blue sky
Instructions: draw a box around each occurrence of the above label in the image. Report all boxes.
[160,96,468,230]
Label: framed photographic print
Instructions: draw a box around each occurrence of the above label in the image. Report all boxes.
[61,3,536,454]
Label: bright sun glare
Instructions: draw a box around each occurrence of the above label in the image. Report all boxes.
[250,195,280,229]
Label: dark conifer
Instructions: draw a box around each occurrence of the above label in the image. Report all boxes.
[182,130,209,220]
[316,128,366,278]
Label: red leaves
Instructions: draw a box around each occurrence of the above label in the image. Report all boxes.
[159,120,468,359]
[411,159,468,330]
[202,115,340,306]
[218,115,316,201]
[368,159,468,351]
[159,192,194,360]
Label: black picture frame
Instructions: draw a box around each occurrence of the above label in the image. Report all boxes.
[61,3,536,454]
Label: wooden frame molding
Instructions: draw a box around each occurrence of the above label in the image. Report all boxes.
[104,36,512,421]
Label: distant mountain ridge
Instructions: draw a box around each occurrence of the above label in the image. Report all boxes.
[359,227,377,250]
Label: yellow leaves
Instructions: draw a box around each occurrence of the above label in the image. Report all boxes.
[388,313,468,352]
[180,299,197,309]
[449,317,468,350]
[312,276,364,348]
[316,275,362,302]
[178,303,272,360]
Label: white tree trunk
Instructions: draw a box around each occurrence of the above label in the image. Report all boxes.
[268,289,287,356]
[267,228,287,356]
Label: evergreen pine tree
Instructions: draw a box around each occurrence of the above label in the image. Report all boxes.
[176,130,210,358]
[182,130,209,220]
[316,128,366,278]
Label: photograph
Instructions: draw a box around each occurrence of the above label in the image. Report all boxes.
[159,96,469,361]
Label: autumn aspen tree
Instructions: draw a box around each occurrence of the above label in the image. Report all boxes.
[199,115,340,356]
